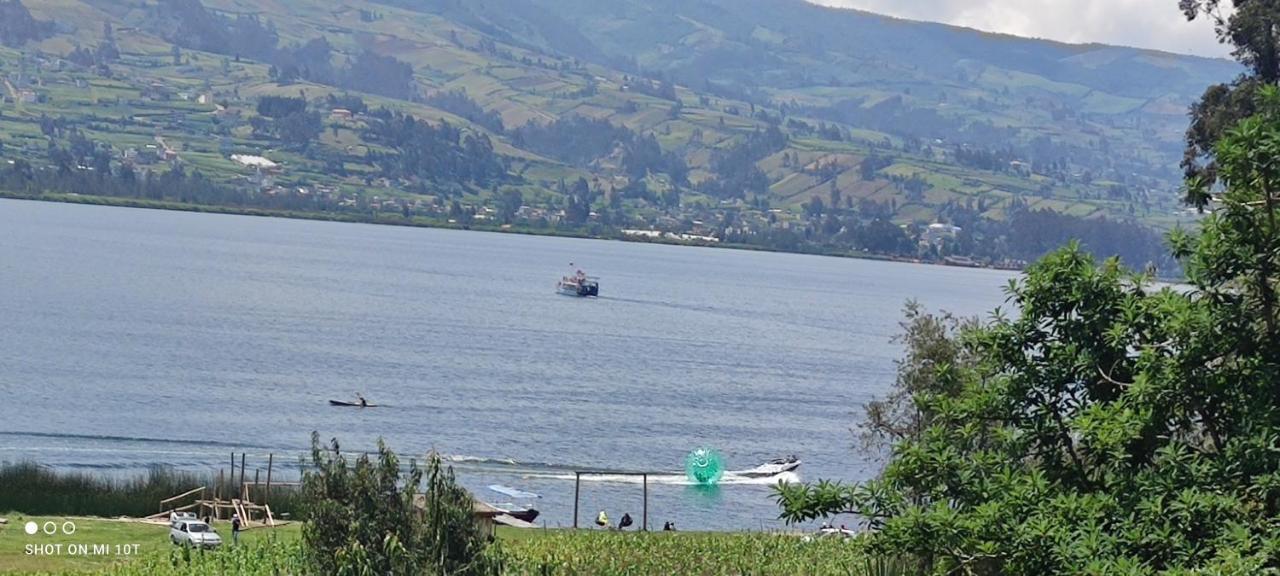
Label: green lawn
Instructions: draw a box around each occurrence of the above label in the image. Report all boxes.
[0,514,892,576]
[0,513,301,574]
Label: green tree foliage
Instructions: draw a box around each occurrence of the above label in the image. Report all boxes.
[1180,0,1280,207]
[700,125,787,199]
[511,116,686,183]
[425,89,505,133]
[0,0,51,47]
[276,111,323,149]
[302,433,501,575]
[419,452,503,575]
[495,188,524,223]
[857,302,976,451]
[362,109,506,187]
[777,87,1280,575]
[343,51,416,100]
[254,97,321,149]
[256,96,307,119]
[326,93,368,115]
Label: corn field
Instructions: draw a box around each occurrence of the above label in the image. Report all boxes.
[501,531,915,576]
[41,532,916,576]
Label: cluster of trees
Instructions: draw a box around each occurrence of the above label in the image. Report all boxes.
[2,149,261,208]
[859,153,895,180]
[776,4,1280,573]
[559,177,597,225]
[785,118,847,141]
[623,75,678,101]
[270,37,336,85]
[511,115,688,183]
[156,0,277,58]
[67,44,119,70]
[751,190,1171,271]
[952,144,1018,172]
[66,23,120,72]
[999,204,1171,270]
[424,89,505,133]
[155,0,416,99]
[512,116,632,167]
[362,109,506,187]
[251,96,322,150]
[699,125,788,198]
[340,51,416,100]
[0,0,50,47]
[325,93,367,115]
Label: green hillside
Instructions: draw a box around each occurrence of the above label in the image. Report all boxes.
[0,0,1233,271]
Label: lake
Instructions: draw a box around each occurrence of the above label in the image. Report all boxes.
[0,198,1017,530]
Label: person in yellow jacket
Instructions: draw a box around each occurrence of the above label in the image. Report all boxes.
[595,510,608,528]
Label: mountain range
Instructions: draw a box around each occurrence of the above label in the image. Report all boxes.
[0,0,1240,269]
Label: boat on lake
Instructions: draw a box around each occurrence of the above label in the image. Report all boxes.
[557,269,599,297]
[329,398,376,408]
[733,455,801,477]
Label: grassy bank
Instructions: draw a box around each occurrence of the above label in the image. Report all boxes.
[0,464,305,521]
[0,514,302,574]
[1,515,897,575]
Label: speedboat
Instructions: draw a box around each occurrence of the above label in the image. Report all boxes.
[556,269,599,297]
[734,455,801,477]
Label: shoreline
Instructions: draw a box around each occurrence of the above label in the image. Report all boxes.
[0,191,1024,275]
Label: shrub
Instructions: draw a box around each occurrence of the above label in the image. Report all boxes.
[300,433,500,575]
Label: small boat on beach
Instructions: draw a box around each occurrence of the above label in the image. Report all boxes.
[557,268,599,297]
[498,506,540,523]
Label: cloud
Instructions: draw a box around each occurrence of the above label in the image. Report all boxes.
[808,0,1229,58]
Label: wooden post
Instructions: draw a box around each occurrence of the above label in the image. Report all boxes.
[217,469,224,519]
[253,469,260,503]
[643,474,648,531]
[265,454,274,507]
[240,453,247,494]
[573,472,581,529]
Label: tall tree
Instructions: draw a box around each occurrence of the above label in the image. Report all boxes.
[773,7,1280,572]
[1180,0,1280,208]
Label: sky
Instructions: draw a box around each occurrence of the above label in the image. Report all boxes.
[809,0,1230,58]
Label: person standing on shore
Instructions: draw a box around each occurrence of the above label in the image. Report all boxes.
[231,514,241,545]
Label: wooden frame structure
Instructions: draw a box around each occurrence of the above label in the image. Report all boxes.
[571,469,658,531]
[145,483,285,529]
[145,452,297,529]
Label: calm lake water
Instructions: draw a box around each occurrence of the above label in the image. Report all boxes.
[0,198,1017,530]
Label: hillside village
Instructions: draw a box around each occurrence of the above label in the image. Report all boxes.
[0,0,1229,272]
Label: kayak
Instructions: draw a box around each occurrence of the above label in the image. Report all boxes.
[329,400,377,407]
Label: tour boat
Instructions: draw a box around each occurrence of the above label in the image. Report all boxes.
[557,269,600,297]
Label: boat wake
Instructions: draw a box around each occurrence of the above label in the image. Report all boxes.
[441,454,801,486]
[521,470,800,486]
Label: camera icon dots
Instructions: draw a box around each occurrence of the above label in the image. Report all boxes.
[24,521,75,536]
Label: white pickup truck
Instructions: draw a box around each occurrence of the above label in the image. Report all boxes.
[169,513,222,549]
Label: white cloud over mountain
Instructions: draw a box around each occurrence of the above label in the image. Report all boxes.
[809,0,1229,58]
